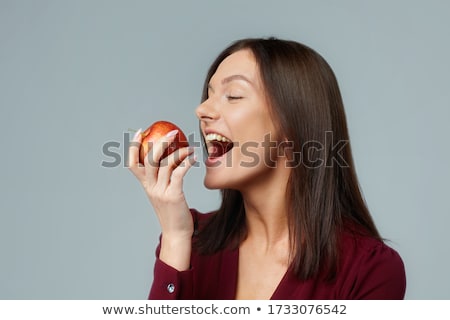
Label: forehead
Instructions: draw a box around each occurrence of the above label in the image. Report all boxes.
[209,49,260,86]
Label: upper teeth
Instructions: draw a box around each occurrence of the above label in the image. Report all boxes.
[205,133,231,143]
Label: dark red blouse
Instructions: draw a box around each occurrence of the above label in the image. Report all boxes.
[149,209,406,300]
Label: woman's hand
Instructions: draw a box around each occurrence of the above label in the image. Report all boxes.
[128,128,196,271]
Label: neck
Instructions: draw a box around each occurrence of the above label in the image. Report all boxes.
[240,162,291,250]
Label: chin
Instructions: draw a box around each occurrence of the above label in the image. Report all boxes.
[203,169,237,190]
[203,175,225,190]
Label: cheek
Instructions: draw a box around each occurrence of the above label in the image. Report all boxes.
[235,139,278,171]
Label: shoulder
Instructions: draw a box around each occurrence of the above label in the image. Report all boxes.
[339,230,406,299]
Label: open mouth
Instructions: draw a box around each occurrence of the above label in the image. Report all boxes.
[205,133,234,158]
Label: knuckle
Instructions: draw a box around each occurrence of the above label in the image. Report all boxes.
[171,169,184,179]
[149,189,165,202]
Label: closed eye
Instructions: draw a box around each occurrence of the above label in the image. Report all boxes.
[226,95,243,101]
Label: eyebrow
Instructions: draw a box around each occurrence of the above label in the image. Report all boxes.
[208,74,254,92]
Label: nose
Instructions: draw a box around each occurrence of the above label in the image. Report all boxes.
[195,99,219,122]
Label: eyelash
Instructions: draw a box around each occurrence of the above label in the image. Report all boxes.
[226,95,243,101]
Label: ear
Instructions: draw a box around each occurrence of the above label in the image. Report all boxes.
[278,138,294,158]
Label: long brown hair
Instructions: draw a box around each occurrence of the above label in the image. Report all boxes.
[195,37,381,281]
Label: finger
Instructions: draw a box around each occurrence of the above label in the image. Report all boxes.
[170,153,197,191]
[128,128,143,170]
[157,146,194,187]
[144,129,179,182]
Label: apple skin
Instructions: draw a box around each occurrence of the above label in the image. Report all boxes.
[138,121,189,165]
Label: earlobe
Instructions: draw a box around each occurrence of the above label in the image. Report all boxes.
[279,139,295,157]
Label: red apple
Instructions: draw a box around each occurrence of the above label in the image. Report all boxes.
[138,120,189,165]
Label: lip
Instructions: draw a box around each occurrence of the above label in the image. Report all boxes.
[202,129,234,164]
[203,129,232,142]
[205,152,228,167]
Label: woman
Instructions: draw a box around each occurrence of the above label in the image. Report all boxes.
[128,37,406,299]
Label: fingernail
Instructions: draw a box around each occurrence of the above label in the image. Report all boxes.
[166,129,178,138]
[133,128,142,140]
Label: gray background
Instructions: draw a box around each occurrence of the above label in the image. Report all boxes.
[1,0,449,299]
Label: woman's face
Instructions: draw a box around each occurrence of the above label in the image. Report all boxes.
[196,49,283,191]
